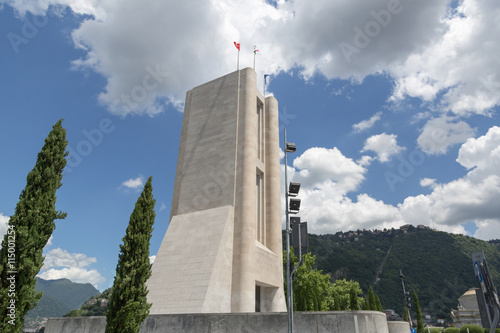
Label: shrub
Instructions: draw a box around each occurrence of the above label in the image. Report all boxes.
[428,328,443,333]
[444,328,460,333]
[460,324,484,333]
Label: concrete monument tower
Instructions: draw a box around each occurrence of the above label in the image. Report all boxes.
[146,68,286,314]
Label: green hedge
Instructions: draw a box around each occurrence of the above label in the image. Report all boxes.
[460,325,484,333]
[428,328,443,333]
[483,329,500,333]
[444,328,460,333]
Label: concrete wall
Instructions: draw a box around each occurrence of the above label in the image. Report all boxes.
[46,311,391,333]
[387,321,411,333]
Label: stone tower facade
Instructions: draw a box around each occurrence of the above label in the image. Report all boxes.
[146,68,286,314]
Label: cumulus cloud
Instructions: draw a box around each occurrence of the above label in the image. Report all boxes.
[3,0,498,116]
[120,175,145,190]
[400,126,500,239]
[0,213,9,238]
[420,178,437,189]
[457,126,500,181]
[389,0,500,116]
[361,133,405,162]
[284,147,403,234]
[352,112,382,133]
[417,116,476,155]
[39,248,105,287]
[285,127,500,239]
[292,147,366,193]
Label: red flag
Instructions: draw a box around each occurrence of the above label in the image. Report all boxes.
[254,48,259,54]
[234,41,240,51]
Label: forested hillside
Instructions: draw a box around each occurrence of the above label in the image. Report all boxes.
[301,225,500,321]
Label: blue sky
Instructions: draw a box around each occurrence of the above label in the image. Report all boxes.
[1,0,499,291]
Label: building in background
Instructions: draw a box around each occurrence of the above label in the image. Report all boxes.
[451,288,483,328]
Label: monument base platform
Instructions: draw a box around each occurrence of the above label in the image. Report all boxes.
[45,311,410,333]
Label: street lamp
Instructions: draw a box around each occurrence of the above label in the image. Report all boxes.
[400,270,413,328]
[284,129,301,333]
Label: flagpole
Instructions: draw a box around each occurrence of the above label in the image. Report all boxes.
[253,45,256,70]
[264,74,269,98]
[234,41,240,71]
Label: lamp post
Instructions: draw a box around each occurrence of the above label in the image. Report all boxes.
[284,128,299,333]
[400,270,413,328]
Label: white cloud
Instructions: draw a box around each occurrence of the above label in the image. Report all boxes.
[292,147,366,193]
[352,112,382,133]
[361,133,405,162]
[417,116,476,155]
[285,127,500,239]
[38,267,105,287]
[149,255,156,264]
[39,248,105,287]
[4,0,498,116]
[284,147,403,234]
[0,213,9,238]
[399,126,500,239]
[1,0,101,17]
[389,0,500,116]
[420,178,437,189]
[121,175,144,190]
[457,126,500,181]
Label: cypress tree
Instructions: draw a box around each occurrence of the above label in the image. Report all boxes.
[403,306,409,322]
[106,177,156,333]
[349,284,359,310]
[375,293,383,311]
[368,286,377,310]
[0,120,68,332]
[413,291,424,333]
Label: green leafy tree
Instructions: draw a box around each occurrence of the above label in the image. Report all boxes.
[413,291,424,333]
[285,252,330,311]
[0,120,68,332]
[403,306,409,322]
[105,177,156,333]
[325,279,364,311]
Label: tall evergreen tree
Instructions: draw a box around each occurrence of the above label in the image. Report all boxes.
[413,291,424,333]
[349,284,359,310]
[0,120,68,332]
[374,293,383,311]
[106,177,156,333]
[368,286,377,310]
[403,306,409,322]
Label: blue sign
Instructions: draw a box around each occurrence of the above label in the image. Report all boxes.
[474,261,483,283]
[410,328,416,333]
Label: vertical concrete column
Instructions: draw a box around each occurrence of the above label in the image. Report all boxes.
[264,95,286,312]
[232,68,258,312]
[264,95,281,255]
[170,90,192,218]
